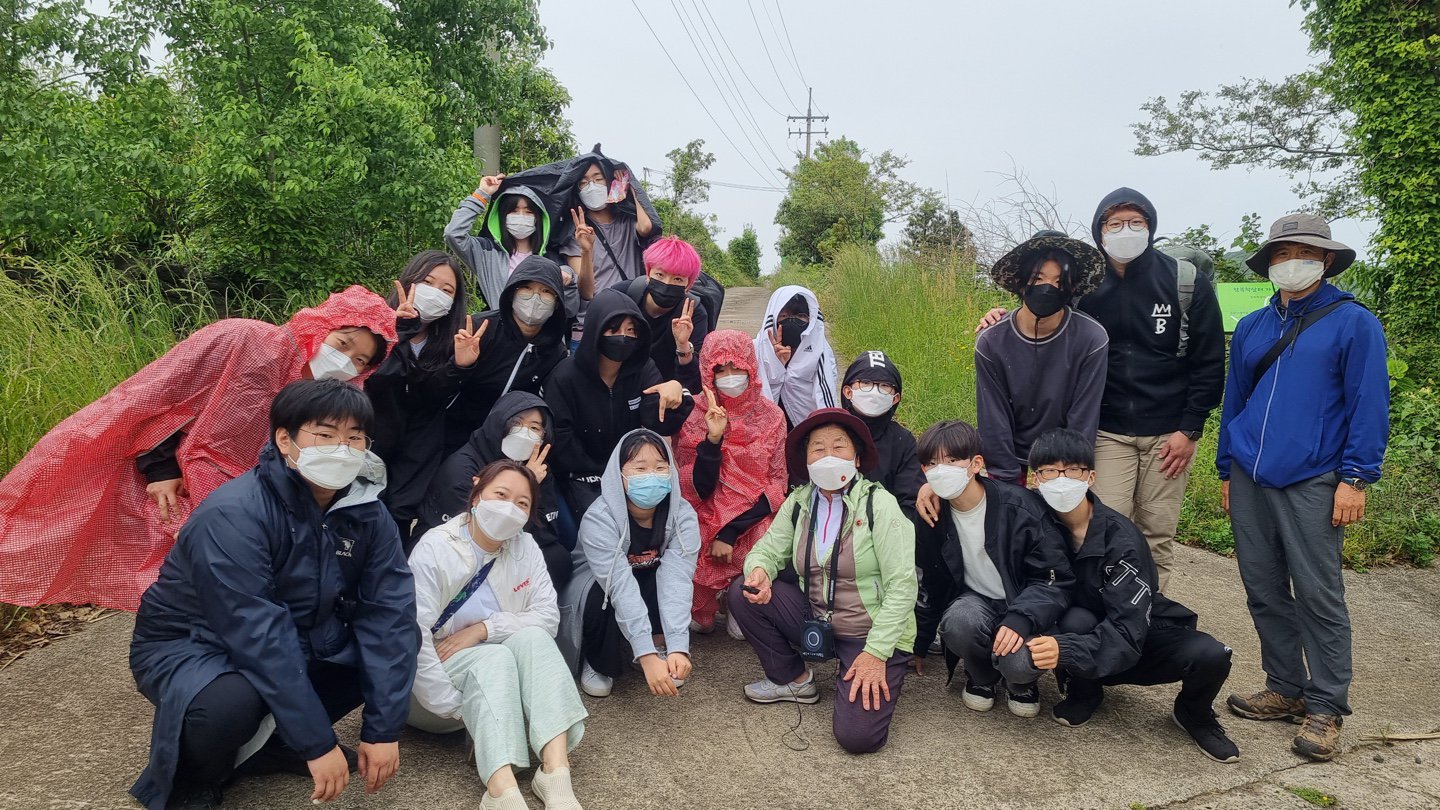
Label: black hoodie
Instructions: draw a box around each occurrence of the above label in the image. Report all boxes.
[416,392,572,588]
[1082,188,1224,436]
[443,255,571,454]
[544,288,695,488]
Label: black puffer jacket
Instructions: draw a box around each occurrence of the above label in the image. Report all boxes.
[443,255,570,454]
[416,391,572,589]
[1081,188,1224,436]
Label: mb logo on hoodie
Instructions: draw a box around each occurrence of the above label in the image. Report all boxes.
[1151,303,1171,335]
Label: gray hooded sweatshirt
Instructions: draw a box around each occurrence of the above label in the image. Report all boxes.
[556,429,700,671]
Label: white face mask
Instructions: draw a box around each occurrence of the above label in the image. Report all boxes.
[850,387,896,418]
[472,498,529,542]
[808,455,858,491]
[412,283,453,324]
[1102,229,1149,263]
[501,425,542,462]
[291,444,367,491]
[506,212,536,240]
[924,463,972,501]
[714,373,749,397]
[578,181,608,211]
[1268,257,1326,292]
[512,290,557,326]
[308,342,360,382]
[1038,475,1090,513]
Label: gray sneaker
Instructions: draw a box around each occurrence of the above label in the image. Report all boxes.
[744,672,820,704]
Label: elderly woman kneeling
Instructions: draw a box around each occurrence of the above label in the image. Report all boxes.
[730,408,918,754]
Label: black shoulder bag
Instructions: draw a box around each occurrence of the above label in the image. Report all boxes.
[1249,300,1349,390]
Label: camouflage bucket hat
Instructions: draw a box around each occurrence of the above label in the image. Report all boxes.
[989,229,1106,297]
[1246,213,1356,277]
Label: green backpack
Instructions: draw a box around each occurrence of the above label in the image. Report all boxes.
[1157,245,1215,359]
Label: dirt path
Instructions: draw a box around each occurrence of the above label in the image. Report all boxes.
[0,288,1436,810]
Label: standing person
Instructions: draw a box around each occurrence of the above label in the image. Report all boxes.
[543,288,692,533]
[754,285,839,429]
[0,286,397,610]
[912,420,1074,719]
[975,230,1109,485]
[445,174,593,317]
[442,255,571,455]
[674,330,788,635]
[731,409,918,755]
[365,251,482,548]
[1022,429,1239,763]
[1217,214,1388,762]
[569,160,656,343]
[620,235,710,392]
[562,430,700,699]
[408,460,588,810]
[418,392,571,590]
[128,380,418,809]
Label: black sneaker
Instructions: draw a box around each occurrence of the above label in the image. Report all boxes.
[1173,705,1241,763]
[961,679,996,712]
[168,784,223,809]
[1052,690,1104,727]
[1005,682,1041,718]
[236,741,358,779]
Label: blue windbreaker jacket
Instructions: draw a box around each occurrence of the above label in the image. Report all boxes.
[1216,282,1389,488]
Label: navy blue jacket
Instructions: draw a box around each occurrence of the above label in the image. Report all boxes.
[1217,282,1389,488]
[129,444,418,809]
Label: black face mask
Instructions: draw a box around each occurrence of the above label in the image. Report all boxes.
[1023,284,1067,319]
[646,279,687,311]
[599,334,640,362]
[778,316,807,349]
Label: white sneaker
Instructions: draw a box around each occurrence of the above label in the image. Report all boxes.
[579,662,612,698]
[480,786,530,810]
[726,613,745,641]
[744,672,820,704]
[532,766,584,810]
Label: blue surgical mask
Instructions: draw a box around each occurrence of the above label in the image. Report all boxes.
[624,472,671,509]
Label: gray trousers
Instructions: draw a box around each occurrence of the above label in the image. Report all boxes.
[1229,469,1352,716]
[939,591,1042,687]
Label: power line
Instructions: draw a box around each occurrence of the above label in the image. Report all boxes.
[696,0,793,118]
[681,0,791,169]
[745,0,802,112]
[772,1,809,88]
[645,166,786,193]
[665,0,784,184]
[760,0,804,88]
[627,0,774,185]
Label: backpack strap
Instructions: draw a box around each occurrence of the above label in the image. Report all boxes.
[1249,299,1350,391]
[1175,259,1196,358]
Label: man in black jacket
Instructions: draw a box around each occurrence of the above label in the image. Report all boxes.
[1023,428,1238,763]
[914,420,1074,719]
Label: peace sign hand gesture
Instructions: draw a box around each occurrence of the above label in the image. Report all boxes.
[393,280,419,321]
[768,327,792,366]
[527,442,551,484]
[671,296,696,349]
[571,207,595,254]
[454,315,489,368]
[703,386,728,444]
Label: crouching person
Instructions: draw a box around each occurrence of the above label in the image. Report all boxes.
[128,379,419,809]
[913,420,1073,719]
[1021,429,1239,762]
[408,460,588,810]
[731,408,918,754]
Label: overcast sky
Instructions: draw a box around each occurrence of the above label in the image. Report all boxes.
[539,0,1371,271]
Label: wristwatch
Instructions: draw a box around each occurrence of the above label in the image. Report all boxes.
[675,342,694,357]
[1340,476,1369,492]
[1180,429,1203,441]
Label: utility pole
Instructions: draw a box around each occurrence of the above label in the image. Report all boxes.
[473,43,502,174]
[787,87,829,160]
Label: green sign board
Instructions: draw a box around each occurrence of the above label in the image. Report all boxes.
[1214,283,1274,333]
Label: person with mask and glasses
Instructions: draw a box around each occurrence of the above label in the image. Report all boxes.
[620,236,710,393]
[755,285,839,429]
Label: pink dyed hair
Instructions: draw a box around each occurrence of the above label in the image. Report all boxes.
[642,236,702,285]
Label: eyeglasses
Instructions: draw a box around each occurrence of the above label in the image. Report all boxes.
[300,428,373,452]
[852,380,897,396]
[1034,465,1090,482]
[1101,218,1148,234]
[515,289,556,304]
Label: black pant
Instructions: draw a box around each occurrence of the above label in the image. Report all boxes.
[1058,607,1232,716]
[176,662,363,792]
[581,574,663,679]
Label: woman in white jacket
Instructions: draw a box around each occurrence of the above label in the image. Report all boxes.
[408,459,588,810]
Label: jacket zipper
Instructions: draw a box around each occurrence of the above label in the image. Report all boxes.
[1250,303,1294,482]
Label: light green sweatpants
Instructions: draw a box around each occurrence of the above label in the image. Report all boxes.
[408,625,588,783]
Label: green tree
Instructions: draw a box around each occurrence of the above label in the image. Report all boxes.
[901,196,974,268]
[727,226,761,280]
[664,139,715,207]
[774,138,883,265]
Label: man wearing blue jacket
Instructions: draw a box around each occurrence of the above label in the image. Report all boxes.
[1217,214,1389,763]
[129,379,419,809]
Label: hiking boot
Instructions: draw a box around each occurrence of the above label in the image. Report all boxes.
[961,679,997,712]
[1173,704,1241,763]
[1227,689,1306,723]
[1005,682,1041,718]
[168,785,223,809]
[743,672,819,704]
[579,662,612,698]
[1293,713,1344,761]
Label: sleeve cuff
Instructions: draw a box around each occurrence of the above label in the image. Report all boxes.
[1178,413,1209,433]
[1000,613,1034,638]
[298,731,341,761]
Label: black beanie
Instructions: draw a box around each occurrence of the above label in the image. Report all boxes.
[843,350,903,392]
